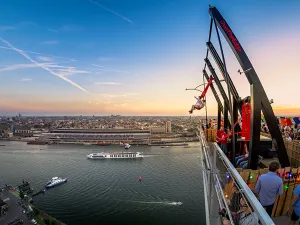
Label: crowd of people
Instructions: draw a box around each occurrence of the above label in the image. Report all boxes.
[216,125,252,169]
[262,123,300,142]
[213,124,298,224]
[203,119,300,224]
[222,161,300,225]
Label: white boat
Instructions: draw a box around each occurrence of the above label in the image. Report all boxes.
[87,152,143,159]
[124,143,131,149]
[45,177,67,188]
[83,142,92,145]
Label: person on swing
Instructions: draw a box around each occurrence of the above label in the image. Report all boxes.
[189,97,206,114]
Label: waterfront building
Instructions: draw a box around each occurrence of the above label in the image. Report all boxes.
[14,126,33,137]
[150,127,166,134]
[150,121,172,134]
[39,128,151,144]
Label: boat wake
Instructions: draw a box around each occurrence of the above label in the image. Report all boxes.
[128,200,182,206]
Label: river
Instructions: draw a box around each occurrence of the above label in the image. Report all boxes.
[0,141,205,225]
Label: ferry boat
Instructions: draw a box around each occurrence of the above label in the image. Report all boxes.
[87,152,143,159]
[83,142,92,146]
[124,143,131,149]
[45,177,67,188]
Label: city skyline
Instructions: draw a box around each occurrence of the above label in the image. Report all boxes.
[0,0,299,116]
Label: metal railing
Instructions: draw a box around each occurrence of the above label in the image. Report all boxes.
[199,127,275,225]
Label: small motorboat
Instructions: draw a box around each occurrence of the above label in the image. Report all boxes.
[45,177,67,188]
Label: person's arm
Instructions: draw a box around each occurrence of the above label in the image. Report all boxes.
[277,181,283,196]
[292,186,300,205]
[245,145,248,154]
[291,194,299,207]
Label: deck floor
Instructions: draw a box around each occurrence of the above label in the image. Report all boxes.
[272,216,292,224]
[260,157,279,168]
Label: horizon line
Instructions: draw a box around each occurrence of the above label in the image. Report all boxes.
[0,114,299,117]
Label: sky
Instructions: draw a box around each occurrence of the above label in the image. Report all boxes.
[0,0,299,116]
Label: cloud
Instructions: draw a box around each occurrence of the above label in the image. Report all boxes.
[0,45,78,62]
[0,26,15,31]
[0,38,90,95]
[98,57,114,62]
[48,28,58,32]
[123,93,139,96]
[0,46,49,56]
[0,46,124,75]
[92,64,128,74]
[114,103,128,107]
[99,93,139,98]
[89,0,134,24]
[61,25,81,31]
[0,63,41,72]
[19,78,32,82]
[41,40,59,45]
[55,68,90,76]
[95,82,121,85]
[36,56,53,62]
[0,62,89,76]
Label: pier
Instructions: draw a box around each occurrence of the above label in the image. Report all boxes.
[32,189,45,197]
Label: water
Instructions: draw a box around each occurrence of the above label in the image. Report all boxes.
[0,141,205,225]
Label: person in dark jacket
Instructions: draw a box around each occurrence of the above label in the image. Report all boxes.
[227,183,243,224]
[228,183,242,213]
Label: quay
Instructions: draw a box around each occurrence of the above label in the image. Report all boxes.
[0,181,65,225]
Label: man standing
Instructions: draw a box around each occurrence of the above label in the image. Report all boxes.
[217,126,227,155]
[255,161,283,217]
[288,184,300,225]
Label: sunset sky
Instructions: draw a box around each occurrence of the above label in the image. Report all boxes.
[0,0,299,116]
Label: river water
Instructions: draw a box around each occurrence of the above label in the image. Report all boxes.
[0,141,205,225]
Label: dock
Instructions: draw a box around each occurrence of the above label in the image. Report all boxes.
[32,189,45,197]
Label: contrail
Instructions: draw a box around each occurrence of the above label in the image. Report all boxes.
[89,0,134,24]
[0,45,77,61]
[0,38,90,94]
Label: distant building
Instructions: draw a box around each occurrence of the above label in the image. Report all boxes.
[14,126,33,137]
[166,121,172,133]
[150,127,166,134]
[39,128,150,144]
[0,123,10,137]
[150,121,172,134]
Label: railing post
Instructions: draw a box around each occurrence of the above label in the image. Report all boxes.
[209,144,220,224]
